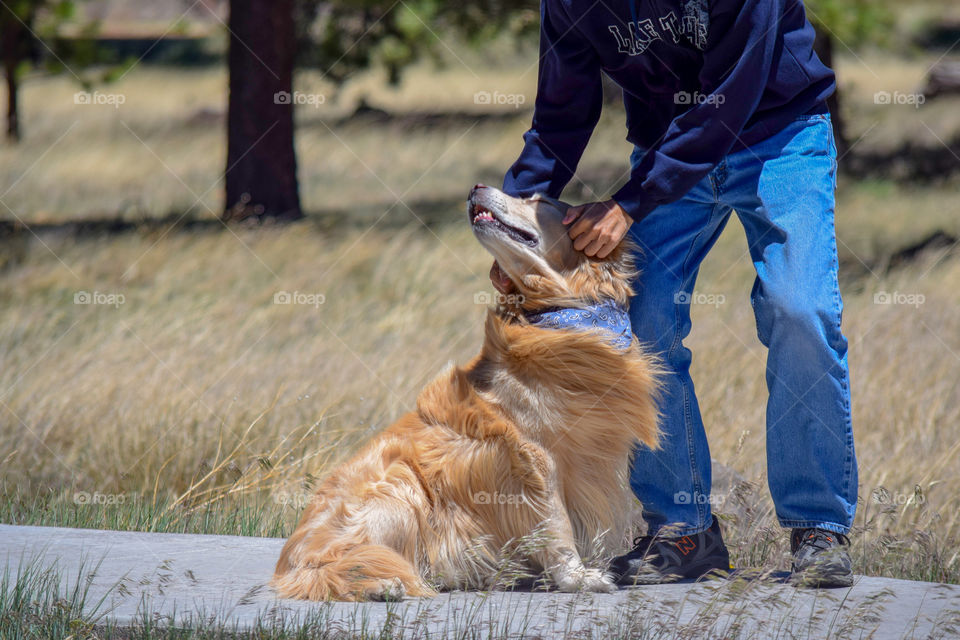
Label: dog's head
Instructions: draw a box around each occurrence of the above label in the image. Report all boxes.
[467,184,637,310]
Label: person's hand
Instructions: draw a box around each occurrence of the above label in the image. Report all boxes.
[562,199,632,258]
[489,260,516,295]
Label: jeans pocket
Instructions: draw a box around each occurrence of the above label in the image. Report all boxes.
[792,114,837,162]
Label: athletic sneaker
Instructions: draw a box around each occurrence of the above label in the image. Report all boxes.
[606,518,731,585]
[790,528,854,588]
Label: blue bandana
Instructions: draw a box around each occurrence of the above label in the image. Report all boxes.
[524,300,634,352]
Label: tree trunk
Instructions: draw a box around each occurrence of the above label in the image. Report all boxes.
[813,27,848,158]
[4,58,18,142]
[1,13,22,142]
[224,0,301,221]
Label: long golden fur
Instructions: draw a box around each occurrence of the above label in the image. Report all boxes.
[272,186,661,601]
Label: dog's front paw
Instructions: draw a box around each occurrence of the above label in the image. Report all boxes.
[364,577,406,601]
[555,566,617,594]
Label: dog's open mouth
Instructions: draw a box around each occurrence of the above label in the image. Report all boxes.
[470,203,538,247]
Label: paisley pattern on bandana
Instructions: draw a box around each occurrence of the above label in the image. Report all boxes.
[525,300,634,352]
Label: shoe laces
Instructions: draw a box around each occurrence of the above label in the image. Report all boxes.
[633,527,690,551]
[796,528,849,552]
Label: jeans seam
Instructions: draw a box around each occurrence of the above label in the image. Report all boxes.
[669,262,702,525]
[712,159,727,200]
[824,141,855,512]
[671,204,725,529]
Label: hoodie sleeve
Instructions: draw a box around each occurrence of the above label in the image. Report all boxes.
[502,1,602,199]
[612,0,784,221]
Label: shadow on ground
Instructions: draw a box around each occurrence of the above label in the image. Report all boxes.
[1,199,957,287]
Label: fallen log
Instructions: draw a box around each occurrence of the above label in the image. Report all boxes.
[922,61,960,99]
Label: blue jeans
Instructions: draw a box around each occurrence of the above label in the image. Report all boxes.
[627,114,858,536]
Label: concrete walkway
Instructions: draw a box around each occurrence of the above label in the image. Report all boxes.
[2,524,959,638]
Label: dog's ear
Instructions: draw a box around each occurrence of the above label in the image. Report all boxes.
[565,239,640,306]
[532,194,571,218]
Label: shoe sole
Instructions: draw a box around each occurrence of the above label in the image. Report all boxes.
[621,571,682,585]
[791,573,854,588]
[790,563,854,588]
[619,565,730,586]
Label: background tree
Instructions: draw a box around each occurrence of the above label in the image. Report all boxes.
[223,0,536,223]
[0,0,101,142]
[295,0,537,86]
[1,1,41,141]
[224,0,300,222]
[804,0,894,155]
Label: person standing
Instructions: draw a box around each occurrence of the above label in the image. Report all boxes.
[492,0,858,587]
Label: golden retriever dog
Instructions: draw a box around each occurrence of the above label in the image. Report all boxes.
[272,185,660,601]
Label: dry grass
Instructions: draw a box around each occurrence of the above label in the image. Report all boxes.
[1,51,959,581]
[0,223,493,512]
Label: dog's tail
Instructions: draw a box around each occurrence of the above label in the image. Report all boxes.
[271,543,436,601]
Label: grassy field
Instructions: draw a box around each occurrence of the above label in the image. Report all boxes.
[1,43,960,618]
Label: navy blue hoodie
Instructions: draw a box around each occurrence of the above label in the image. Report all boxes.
[503,0,835,221]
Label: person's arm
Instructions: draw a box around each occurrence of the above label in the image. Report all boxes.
[612,0,785,221]
[503,1,602,199]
